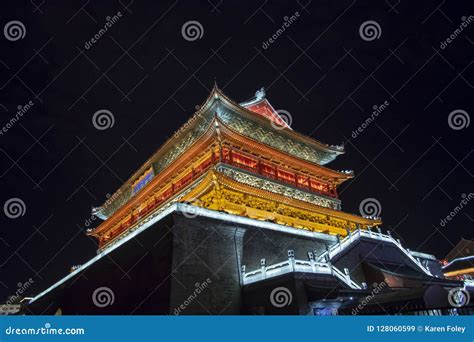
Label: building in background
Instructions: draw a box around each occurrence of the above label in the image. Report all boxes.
[443,238,474,281]
[26,86,473,315]
[0,304,21,316]
[0,297,32,315]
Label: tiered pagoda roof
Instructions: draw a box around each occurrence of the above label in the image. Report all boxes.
[239,87,292,129]
[89,85,380,250]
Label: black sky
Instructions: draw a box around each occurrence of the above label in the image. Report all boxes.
[0,0,473,302]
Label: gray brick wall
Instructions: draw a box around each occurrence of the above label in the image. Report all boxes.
[169,213,245,314]
[169,212,335,314]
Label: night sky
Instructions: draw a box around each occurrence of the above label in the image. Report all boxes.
[0,0,472,302]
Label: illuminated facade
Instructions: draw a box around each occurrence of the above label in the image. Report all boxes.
[443,239,474,281]
[26,86,473,315]
[88,85,380,250]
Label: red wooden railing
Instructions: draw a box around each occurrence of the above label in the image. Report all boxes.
[102,153,216,245]
[220,148,337,199]
[101,147,338,246]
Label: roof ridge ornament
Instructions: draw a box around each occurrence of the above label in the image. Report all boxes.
[255,87,265,100]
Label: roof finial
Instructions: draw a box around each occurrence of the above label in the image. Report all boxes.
[255,87,265,100]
